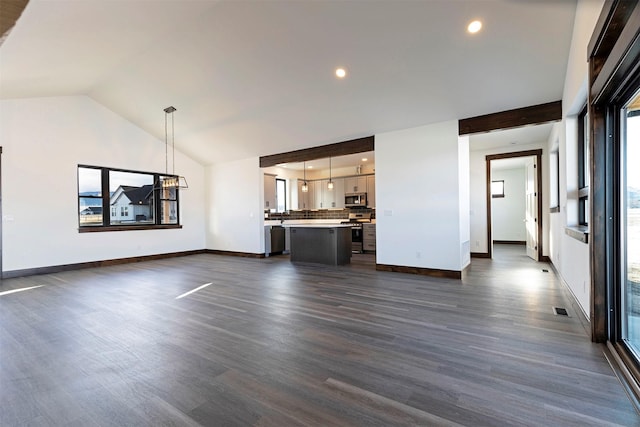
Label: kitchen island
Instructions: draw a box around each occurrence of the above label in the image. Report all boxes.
[287,224,352,265]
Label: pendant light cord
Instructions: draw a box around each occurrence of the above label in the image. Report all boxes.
[171,111,175,175]
[165,111,169,176]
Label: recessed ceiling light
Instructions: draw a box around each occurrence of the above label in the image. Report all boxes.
[362,158,368,162]
[308,165,313,169]
[335,68,347,78]
[467,20,482,34]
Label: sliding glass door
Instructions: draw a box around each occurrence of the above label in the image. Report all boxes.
[622,88,640,357]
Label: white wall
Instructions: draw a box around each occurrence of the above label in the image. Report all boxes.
[548,0,604,317]
[458,135,471,269]
[491,168,526,242]
[470,142,549,255]
[0,96,206,272]
[206,157,264,254]
[376,120,468,272]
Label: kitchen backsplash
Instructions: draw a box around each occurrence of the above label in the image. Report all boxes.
[266,207,375,221]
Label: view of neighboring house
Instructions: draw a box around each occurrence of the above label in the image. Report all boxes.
[109,185,154,223]
[79,206,102,216]
[78,205,103,226]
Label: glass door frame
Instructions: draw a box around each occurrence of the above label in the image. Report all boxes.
[611,78,640,365]
[588,0,640,404]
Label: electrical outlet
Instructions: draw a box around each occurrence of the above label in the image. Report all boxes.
[475,240,480,247]
[416,251,421,258]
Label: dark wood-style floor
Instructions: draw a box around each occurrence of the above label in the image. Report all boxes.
[1,245,637,426]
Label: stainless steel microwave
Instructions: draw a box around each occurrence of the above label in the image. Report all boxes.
[345,193,367,207]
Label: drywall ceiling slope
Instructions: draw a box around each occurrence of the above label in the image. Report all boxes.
[0,1,577,166]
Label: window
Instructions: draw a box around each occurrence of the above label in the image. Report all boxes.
[109,170,153,225]
[578,106,590,226]
[621,88,640,357]
[78,167,103,226]
[276,178,286,212]
[491,180,505,198]
[159,180,178,225]
[550,150,560,212]
[77,165,181,231]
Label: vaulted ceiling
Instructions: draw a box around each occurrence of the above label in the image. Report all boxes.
[0,0,577,166]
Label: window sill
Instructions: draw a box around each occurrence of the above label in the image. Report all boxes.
[565,225,589,243]
[79,224,182,233]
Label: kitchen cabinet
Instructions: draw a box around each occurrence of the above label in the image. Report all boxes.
[366,175,376,208]
[289,225,352,265]
[344,176,367,193]
[264,173,276,210]
[297,180,315,209]
[314,180,325,209]
[363,223,376,252]
[315,178,345,209]
[296,174,371,210]
[328,177,345,208]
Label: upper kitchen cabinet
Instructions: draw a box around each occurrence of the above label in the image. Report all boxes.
[330,178,345,209]
[264,173,276,210]
[315,178,345,209]
[344,176,367,193]
[366,175,375,208]
[297,179,315,210]
[313,180,324,209]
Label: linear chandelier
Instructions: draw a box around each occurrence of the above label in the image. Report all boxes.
[160,106,188,189]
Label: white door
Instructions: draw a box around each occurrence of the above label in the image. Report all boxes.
[525,158,538,261]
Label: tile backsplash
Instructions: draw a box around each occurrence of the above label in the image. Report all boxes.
[266,207,375,221]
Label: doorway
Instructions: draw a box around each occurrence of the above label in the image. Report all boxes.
[486,149,543,261]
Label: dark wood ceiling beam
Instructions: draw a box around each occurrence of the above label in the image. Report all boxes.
[259,136,374,168]
[588,0,638,88]
[0,0,29,43]
[590,0,640,103]
[458,101,562,135]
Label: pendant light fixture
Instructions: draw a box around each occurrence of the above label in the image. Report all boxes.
[158,106,188,189]
[327,157,334,190]
[301,161,309,192]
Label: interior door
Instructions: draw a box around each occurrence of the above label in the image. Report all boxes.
[525,158,538,261]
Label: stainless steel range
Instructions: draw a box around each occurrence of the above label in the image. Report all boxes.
[341,212,372,253]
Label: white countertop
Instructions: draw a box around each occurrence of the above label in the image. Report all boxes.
[285,223,353,228]
[265,219,375,226]
[265,219,343,226]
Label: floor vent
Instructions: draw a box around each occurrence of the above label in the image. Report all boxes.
[553,307,569,316]
[542,269,549,273]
